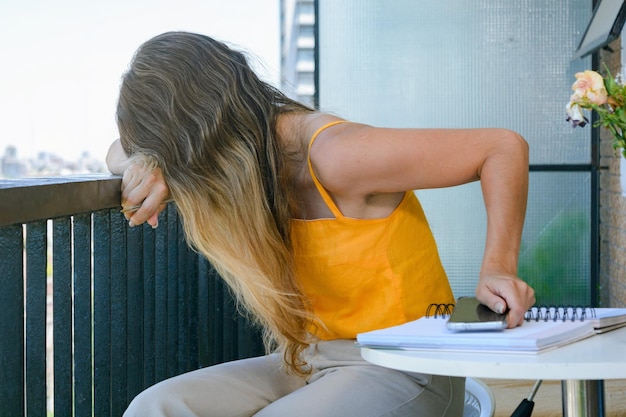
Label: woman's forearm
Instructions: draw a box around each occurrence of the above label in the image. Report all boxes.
[480,131,529,276]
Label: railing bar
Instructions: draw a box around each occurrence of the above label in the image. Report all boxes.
[154,218,168,382]
[237,315,250,359]
[237,315,248,359]
[142,225,156,388]
[222,276,238,362]
[109,211,128,417]
[176,215,190,373]
[208,266,224,366]
[185,244,200,371]
[126,224,144,402]
[93,210,112,417]
[0,225,26,417]
[197,257,210,368]
[25,221,48,417]
[237,316,265,358]
[166,208,178,377]
[154,212,168,383]
[73,213,93,416]
[52,217,73,417]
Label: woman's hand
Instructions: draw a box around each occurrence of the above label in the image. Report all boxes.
[121,160,171,228]
[106,139,171,228]
[475,273,536,329]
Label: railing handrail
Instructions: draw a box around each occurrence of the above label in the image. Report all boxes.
[0,174,122,226]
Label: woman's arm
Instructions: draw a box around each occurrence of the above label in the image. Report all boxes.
[105,139,170,228]
[106,139,131,175]
[310,124,535,327]
[471,131,534,328]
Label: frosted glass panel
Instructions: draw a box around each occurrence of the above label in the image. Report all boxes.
[519,172,591,306]
[318,1,593,304]
[318,0,592,164]
[417,173,590,304]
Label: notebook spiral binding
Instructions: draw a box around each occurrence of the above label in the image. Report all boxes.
[425,303,598,322]
[425,303,455,318]
[524,305,596,322]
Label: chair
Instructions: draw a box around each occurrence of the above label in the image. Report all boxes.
[463,377,496,417]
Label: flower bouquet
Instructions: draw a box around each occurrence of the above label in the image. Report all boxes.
[566,68,626,158]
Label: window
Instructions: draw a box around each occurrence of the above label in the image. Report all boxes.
[317,0,593,305]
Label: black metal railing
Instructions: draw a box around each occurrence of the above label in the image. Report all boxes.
[0,175,264,417]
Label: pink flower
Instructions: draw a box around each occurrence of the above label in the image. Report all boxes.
[565,67,626,158]
[571,70,608,105]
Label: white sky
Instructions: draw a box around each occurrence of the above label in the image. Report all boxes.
[0,0,280,163]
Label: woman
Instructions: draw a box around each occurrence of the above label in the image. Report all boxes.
[107,31,535,417]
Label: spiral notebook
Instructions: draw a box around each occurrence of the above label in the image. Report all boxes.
[355,303,626,353]
[525,306,626,333]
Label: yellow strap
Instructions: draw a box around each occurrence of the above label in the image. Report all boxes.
[306,120,348,219]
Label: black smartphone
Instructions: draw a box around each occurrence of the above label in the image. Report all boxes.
[446,297,508,331]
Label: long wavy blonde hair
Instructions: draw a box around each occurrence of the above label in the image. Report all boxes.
[116,31,316,375]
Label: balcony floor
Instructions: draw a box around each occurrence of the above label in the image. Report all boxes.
[487,379,626,416]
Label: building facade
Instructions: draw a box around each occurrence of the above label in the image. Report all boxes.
[281,0,316,107]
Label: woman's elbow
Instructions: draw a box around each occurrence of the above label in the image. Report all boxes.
[500,129,529,166]
[105,139,130,175]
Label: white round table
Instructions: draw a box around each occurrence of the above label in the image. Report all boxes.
[361,326,626,416]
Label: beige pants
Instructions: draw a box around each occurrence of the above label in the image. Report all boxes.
[123,340,465,417]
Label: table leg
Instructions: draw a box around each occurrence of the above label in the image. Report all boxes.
[561,380,605,417]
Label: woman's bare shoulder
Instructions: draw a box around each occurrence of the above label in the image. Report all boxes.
[277,112,349,152]
[294,112,345,138]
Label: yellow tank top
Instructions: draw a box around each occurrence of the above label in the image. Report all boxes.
[290,121,454,340]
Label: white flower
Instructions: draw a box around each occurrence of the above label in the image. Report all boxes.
[566,101,588,128]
